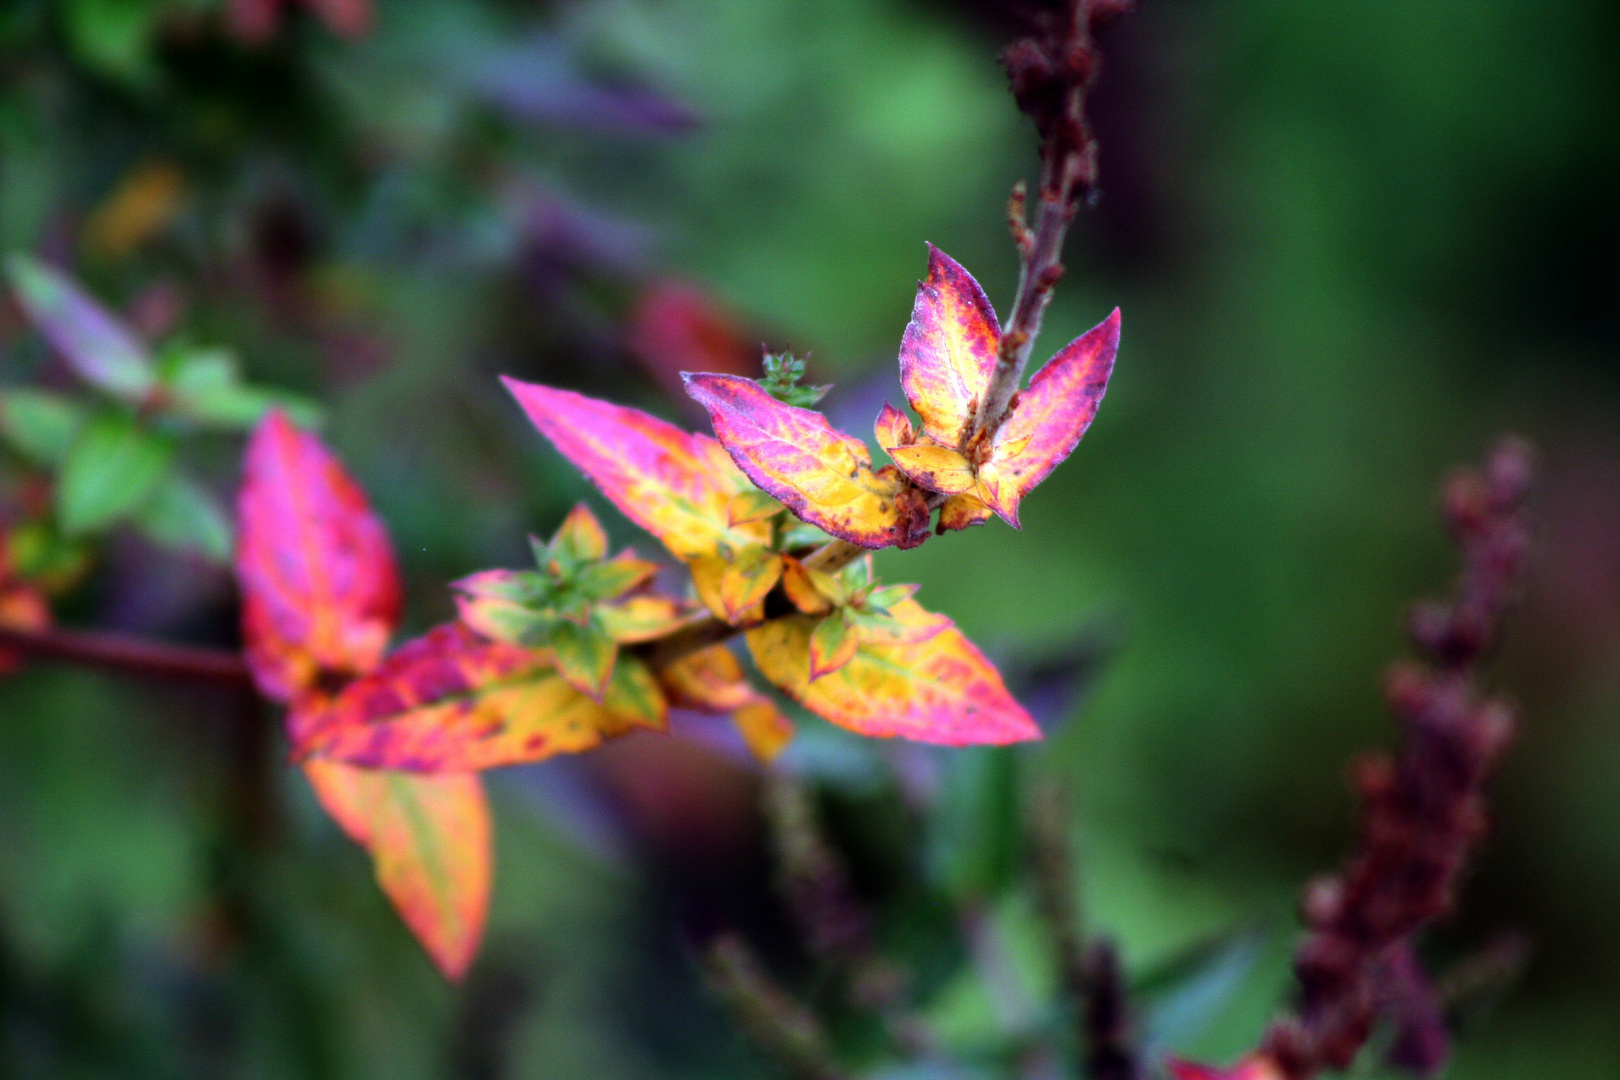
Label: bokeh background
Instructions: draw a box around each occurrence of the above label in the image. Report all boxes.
[2,0,1617,1076]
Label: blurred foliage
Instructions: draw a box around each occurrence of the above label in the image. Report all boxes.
[1,0,1618,1078]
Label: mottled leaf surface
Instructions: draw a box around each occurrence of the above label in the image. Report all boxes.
[897,244,1000,448]
[304,760,491,981]
[976,309,1119,526]
[236,411,401,703]
[683,373,918,549]
[299,623,657,771]
[502,377,766,562]
[746,599,1038,745]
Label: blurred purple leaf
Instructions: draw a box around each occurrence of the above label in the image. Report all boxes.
[457,35,700,135]
[5,254,157,403]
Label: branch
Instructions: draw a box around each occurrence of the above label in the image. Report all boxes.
[0,624,254,684]
[701,932,853,1080]
[974,0,1131,444]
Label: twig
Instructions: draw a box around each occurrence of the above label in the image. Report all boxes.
[702,932,852,1080]
[1256,438,1534,1079]
[0,624,254,684]
[973,0,1132,444]
[1030,780,1143,1080]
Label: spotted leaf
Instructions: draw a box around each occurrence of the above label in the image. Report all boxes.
[235,411,401,708]
[976,309,1119,526]
[898,244,1000,448]
[746,599,1038,744]
[298,623,658,771]
[683,373,925,550]
[502,377,767,562]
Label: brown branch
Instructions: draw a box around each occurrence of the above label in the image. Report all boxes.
[0,624,254,684]
[973,0,1132,444]
[1255,438,1534,1080]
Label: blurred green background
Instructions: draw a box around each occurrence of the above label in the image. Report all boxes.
[2,0,1617,1076]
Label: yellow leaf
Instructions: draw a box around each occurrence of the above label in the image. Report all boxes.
[746,600,1038,745]
[303,760,491,981]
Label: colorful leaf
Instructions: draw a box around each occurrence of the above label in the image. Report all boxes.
[683,372,927,549]
[780,557,831,615]
[720,545,783,622]
[299,623,657,771]
[975,309,1119,526]
[746,599,1038,745]
[452,569,546,645]
[808,608,858,680]
[56,413,173,535]
[547,502,608,570]
[873,402,915,450]
[574,553,659,602]
[886,442,978,495]
[898,244,1000,448]
[303,760,491,981]
[937,493,993,533]
[235,410,401,703]
[595,595,687,642]
[600,654,666,728]
[502,377,766,562]
[727,488,784,527]
[5,254,157,403]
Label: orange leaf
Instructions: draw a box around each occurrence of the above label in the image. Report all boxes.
[898,244,1001,449]
[976,309,1119,527]
[658,644,794,763]
[683,373,928,550]
[235,410,400,708]
[303,759,490,981]
[0,580,50,676]
[780,557,831,615]
[299,623,659,771]
[937,493,993,533]
[502,377,769,562]
[720,547,783,623]
[746,599,1038,745]
[732,700,795,763]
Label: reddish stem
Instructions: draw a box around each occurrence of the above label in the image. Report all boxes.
[0,624,254,684]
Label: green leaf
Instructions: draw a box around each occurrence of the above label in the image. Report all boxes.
[56,413,172,535]
[5,254,156,402]
[601,654,666,728]
[160,348,321,430]
[808,607,857,680]
[0,388,86,466]
[759,351,831,408]
[134,472,233,561]
[547,618,618,698]
[546,503,609,573]
[863,582,919,614]
[574,556,657,601]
